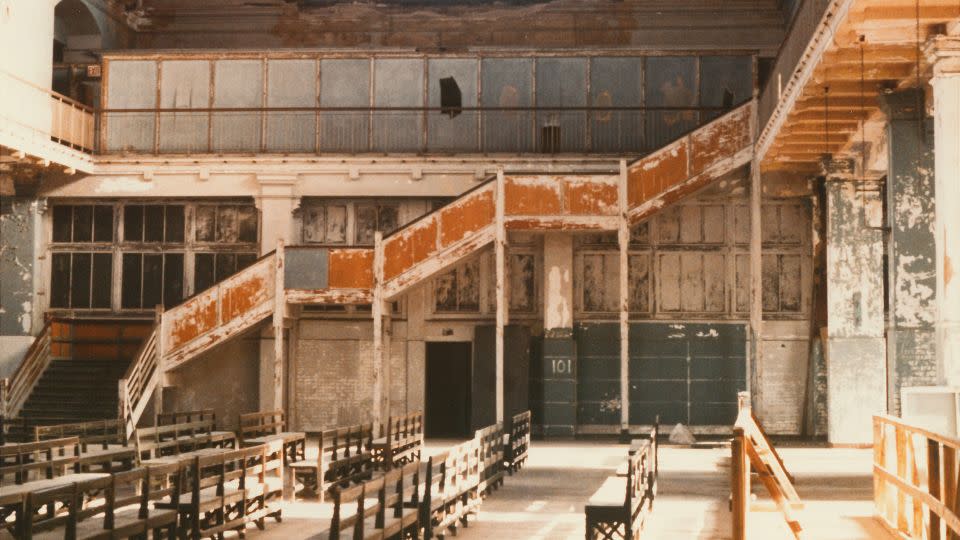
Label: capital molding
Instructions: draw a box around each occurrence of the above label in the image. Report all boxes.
[925,35,960,79]
[819,156,858,181]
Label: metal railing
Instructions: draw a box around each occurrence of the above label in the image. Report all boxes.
[757,0,837,135]
[0,69,96,152]
[99,106,732,156]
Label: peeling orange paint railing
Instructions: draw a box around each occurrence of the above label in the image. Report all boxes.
[2,318,54,419]
[873,414,960,539]
[118,326,159,439]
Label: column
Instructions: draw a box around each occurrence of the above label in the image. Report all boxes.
[925,36,960,386]
[256,175,298,412]
[541,233,576,437]
[877,88,937,412]
[823,158,886,444]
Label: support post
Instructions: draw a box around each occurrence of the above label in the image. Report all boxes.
[373,231,385,427]
[749,157,762,409]
[925,36,960,386]
[731,426,749,540]
[152,304,164,417]
[618,159,630,439]
[273,240,285,413]
[495,168,507,424]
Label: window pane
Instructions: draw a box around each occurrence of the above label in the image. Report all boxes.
[194,253,215,293]
[217,206,239,242]
[379,205,399,235]
[144,205,164,242]
[238,206,258,243]
[124,206,143,242]
[216,253,237,282]
[52,206,72,243]
[237,253,257,271]
[165,206,185,243]
[121,253,142,309]
[325,205,347,243]
[195,206,216,242]
[73,206,93,242]
[50,253,71,308]
[142,254,163,308]
[163,253,184,308]
[91,253,112,308]
[93,206,114,242]
[434,271,457,311]
[356,205,377,245]
[71,253,92,308]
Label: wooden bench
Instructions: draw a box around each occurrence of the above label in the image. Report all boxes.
[156,442,283,539]
[505,410,531,474]
[239,410,306,465]
[133,417,235,462]
[0,437,81,486]
[372,411,423,470]
[324,460,420,540]
[34,419,136,472]
[18,462,181,539]
[584,427,658,540]
[157,409,236,448]
[475,423,505,496]
[422,437,481,539]
[288,421,375,501]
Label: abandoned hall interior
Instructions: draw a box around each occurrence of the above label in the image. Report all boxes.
[1,0,960,538]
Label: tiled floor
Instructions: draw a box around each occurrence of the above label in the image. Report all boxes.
[252,439,893,540]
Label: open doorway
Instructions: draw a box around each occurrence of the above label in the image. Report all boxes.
[425,342,472,438]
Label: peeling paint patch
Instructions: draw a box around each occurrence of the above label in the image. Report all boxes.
[563,178,618,216]
[504,177,562,215]
[328,249,374,290]
[439,187,495,247]
[689,105,751,175]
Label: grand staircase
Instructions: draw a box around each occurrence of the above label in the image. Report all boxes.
[4,100,756,439]
[18,358,129,425]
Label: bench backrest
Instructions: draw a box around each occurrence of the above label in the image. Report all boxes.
[508,410,531,461]
[476,422,504,482]
[34,419,125,450]
[329,459,420,539]
[319,421,374,459]
[132,419,216,459]
[626,423,658,518]
[0,436,80,486]
[239,410,285,443]
[157,408,217,427]
[385,411,423,443]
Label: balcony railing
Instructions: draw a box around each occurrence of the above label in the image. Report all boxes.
[0,69,96,153]
[99,105,736,156]
[757,0,835,135]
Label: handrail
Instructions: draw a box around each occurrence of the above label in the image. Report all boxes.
[118,326,159,439]
[0,68,96,152]
[4,319,55,419]
[873,414,960,538]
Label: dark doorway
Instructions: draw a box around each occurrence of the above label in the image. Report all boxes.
[425,342,472,438]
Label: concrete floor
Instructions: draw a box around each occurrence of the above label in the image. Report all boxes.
[253,440,893,540]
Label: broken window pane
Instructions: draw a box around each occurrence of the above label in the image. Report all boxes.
[582,254,606,311]
[434,270,457,311]
[378,205,399,236]
[302,207,325,243]
[458,259,480,311]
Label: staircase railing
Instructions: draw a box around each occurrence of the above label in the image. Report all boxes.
[3,319,54,419]
[117,324,160,439]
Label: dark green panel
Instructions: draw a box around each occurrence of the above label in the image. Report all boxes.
[575,323,620,426]
[541,335,577,435]
[504,325,531,419]
[473,325,497,430]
